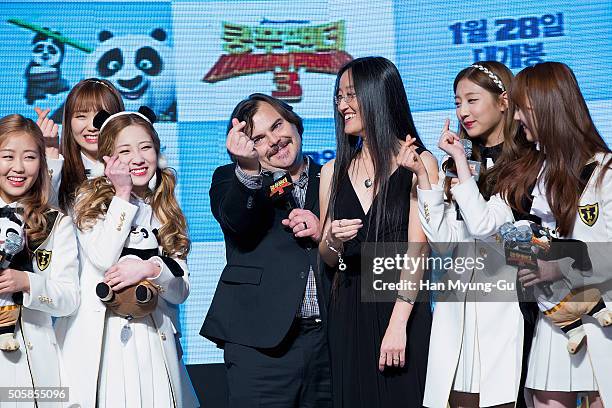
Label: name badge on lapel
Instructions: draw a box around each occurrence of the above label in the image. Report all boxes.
[578,203,598,227]
[35,249,52,271]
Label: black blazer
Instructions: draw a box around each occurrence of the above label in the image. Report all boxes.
[200,158,330,349]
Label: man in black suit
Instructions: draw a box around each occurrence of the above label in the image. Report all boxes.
[201,94,332,407]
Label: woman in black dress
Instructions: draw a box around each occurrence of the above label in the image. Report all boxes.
[318,56,439,407]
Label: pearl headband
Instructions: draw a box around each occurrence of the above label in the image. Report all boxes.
[471,64,505,92]
[86,78,115,92]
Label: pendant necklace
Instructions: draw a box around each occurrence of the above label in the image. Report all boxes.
[362,153,373,188]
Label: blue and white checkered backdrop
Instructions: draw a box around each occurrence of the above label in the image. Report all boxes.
[1,0,611,364]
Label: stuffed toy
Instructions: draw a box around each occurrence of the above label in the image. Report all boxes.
[499,220,612,353]
[0,210,26,352]
[95,226,159,320]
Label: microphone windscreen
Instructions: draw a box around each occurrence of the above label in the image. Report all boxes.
[272,171,287,182]
[5,231,23,256]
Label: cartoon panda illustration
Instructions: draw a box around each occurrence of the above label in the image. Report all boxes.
[95,225,161,320]
[0,210,25,352]
[83,28,176,121]
[24,30,70,105]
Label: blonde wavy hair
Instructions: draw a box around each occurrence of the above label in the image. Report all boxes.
[0,114,52,244]
[73,114,190,259]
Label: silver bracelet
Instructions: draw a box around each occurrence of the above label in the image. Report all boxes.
[397,293,415,305]
[325,238,347,271]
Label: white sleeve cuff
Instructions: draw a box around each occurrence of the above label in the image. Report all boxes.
[417,186,445,205]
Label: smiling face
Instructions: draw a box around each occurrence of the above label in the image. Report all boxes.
[84,30,175,117]
[249,101,302,172]
[0,131,41,203]
[71,109,99,161]
[336,70,364,137]
[113,125,157,195]
[455,78,506,143]
[32,38,63,67]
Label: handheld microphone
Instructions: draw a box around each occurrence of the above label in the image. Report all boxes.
[460,139,482,181]
[498,222,553,298]
[268,171,298,211]
[1,232,23,269]
[454,140,471,221]
[0,232,24,306]
[460,138,472,157]
[445,139,482,221]
[446,139,482,180]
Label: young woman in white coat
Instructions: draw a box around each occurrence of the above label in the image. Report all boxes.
[405,62,527,408]
[34,78,124,210]
[0,114,79,408]
[447,62,612,408]
[54,110,198,407]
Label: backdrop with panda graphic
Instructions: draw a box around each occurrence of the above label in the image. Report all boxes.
[0,2,175,123]
[0,0,611,365]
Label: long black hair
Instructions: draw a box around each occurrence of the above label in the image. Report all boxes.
[327,56,425,241]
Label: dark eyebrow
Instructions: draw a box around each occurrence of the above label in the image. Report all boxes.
[455,92,481,100]
[337,86,355,93]
[270,118,282,130]
[251,118,283,140]
[0,148,38,154]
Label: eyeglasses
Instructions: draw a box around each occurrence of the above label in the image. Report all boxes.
[334,92,357,105]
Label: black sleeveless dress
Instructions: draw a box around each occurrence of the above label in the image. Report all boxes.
[328,163,432,408]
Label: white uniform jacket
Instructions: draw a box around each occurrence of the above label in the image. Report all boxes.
[47,155,64,207]
[452,152,612,405]
[418,172,523,408]
[54,197,198,408]
[0,210,80,408]
[47,154,104,207]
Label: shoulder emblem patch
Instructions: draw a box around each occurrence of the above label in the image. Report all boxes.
[578,203,598,227]
[36,249,52,271]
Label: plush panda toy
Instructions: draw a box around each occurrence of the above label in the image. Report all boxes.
[95,225,161,320]
[0,210,26,352]
[83,28,176,121]
[500,220,612,353]
[24,29,70,105]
